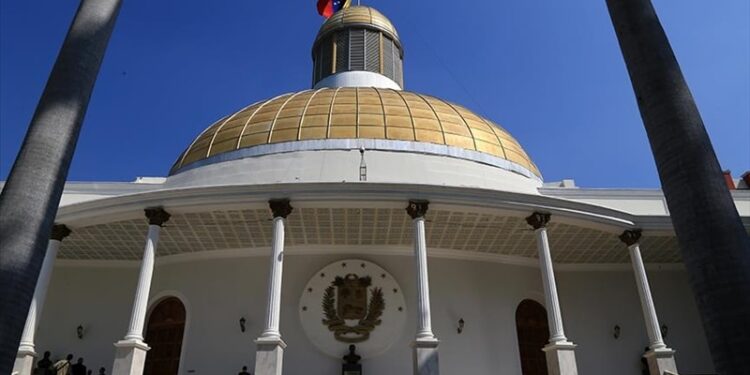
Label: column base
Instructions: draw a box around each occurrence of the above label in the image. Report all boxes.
[12,349,36,375]
[644,348,678,375]
[412,338,440,375]
[112,339,150,375]
[254,336,286,375]
[543,341,579,375]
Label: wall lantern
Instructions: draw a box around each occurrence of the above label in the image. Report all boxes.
[613,324,621,339]
[76,325,84,339]
[239,317,247,333]
[457,318,465,334]
[660,324,668,339]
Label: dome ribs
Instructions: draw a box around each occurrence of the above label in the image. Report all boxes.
[410,92,447,146]
[442,99,480,153]
[391,89,417,141]
[235,93,290,149]
[267,91,307,144]
[326,87,344,138]
[206,101,262,158]
[297,88,327,141]
[171,89,541,179]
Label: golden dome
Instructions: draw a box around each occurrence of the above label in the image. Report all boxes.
[171,87,539,177]
[316,6,399,45]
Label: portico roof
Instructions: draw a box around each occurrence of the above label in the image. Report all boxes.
[47,182,705,266]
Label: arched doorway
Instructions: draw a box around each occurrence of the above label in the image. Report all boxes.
[144,297,186,375]
[515,299,549,375]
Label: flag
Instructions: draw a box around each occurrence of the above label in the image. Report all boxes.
[317,0,351,19]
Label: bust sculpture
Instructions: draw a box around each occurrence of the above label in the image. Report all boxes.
[342,345,362,375]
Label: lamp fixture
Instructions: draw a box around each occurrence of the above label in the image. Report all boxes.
[660,324,668,339]
[613,325,621,339]
[457,318,465,334]
[239,317,247,333]
[76,325,84,339]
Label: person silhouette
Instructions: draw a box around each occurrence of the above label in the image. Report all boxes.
[71,358,86,375]
[36,351,53,375]
[98,367,107,375]
[52,354,73,375]
[238,365,251,375]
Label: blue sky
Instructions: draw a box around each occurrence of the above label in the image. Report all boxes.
[1,1,748,188]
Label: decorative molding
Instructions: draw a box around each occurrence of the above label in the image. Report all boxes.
[145,207,171,226]
[52,245,686,271]
[50,224,72,241]
[619,229,642,247]
[269,199,293,218]
[406,200,429,219]
[526,212,551,230]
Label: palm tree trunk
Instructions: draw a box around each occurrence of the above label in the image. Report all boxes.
[0,0,122,372]
[606,0,750,373]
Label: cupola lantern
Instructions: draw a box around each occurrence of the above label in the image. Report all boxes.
[311,6,404,90]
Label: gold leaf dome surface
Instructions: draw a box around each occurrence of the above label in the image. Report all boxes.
[171,87,539,177]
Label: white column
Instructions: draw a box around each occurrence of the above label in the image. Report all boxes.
[628,243,665,348]
[527,212,578,375]
[261,216,286,339]
[255,199,292,375]
[124,224,160,341]
[13,225,70,375]
[112,208,169,375]
[412,212,435,339]
[407,200,439,375]
[619,230,678,375]
[532,225,567,342]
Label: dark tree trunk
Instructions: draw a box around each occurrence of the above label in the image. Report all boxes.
[0,0,122,372]
[605,0,750,373]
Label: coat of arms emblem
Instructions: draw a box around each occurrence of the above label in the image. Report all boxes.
[322,273,385,343]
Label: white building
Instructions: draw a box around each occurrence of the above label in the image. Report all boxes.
[11,6,750,375]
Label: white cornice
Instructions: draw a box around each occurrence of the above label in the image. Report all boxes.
[53,182,642,230]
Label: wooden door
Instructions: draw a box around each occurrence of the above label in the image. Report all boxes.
[515,299,549,375]
[144,297,186,375]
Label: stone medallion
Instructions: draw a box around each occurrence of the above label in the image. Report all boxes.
[299,259,406,359]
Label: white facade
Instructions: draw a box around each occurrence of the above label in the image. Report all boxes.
[34,255,713,374]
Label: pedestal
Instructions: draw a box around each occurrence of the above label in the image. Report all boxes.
[111,339,150,375]
[412,339,439,375]
[254,337,286,375]
[543,342,578,375]
[644,348,678,375]
[12,349,36,375]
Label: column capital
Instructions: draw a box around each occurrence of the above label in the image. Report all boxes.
[526,212,551,230]
[50,224,72,241]
[269,199,293,219]
[406,200,429,219]
[619,229,642,247]
[145,207,171,226]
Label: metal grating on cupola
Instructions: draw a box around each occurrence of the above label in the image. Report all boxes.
[365,29,380,72]
[349,29,365,70]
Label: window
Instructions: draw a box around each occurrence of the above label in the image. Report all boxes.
[365,29,380,72]
[349,29,365,70]
[383,38,394,78]
[335,30,349,73]
[320,36,333,79]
